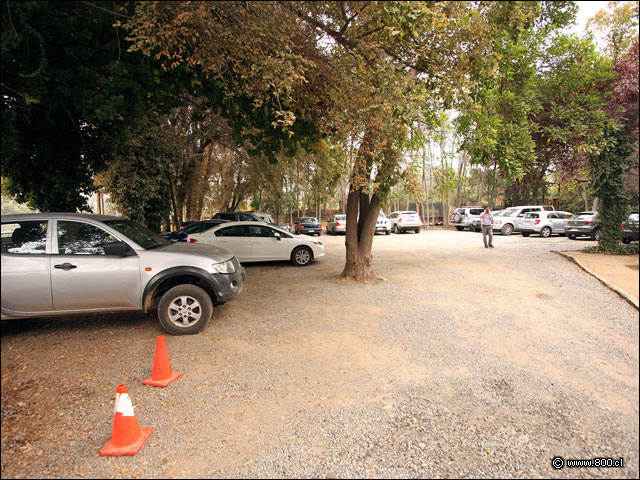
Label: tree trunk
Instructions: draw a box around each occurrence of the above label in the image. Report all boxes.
[341,125,382,282]
[168,171,181,229]
[477,165,488,205]
[341,188,380,281]
[591,196,599,212]
[582,184,589,211]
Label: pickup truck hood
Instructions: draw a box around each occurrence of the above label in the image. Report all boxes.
[161,241,234,261]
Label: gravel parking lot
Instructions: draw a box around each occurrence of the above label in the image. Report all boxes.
[1,229,638,479]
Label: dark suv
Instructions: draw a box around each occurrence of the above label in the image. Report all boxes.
[622,211,639,244]
[565,212,600,240]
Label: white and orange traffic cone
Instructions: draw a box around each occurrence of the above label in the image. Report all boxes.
[143,335,182,388]
[100,384,152,456]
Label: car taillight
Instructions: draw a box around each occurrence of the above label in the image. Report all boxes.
[319,225,322,228]
[336,222,341,226]
[535,219,540,225]
[398,218,403,223]
[189,238,197,243]
[464,213,468,218]
[586,221,592,224]
[300,225,305,228]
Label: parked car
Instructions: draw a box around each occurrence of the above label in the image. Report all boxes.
[622,211,639,244]
[516,211,573,237]
[250,212,292,233]
[161,219,230,242]
[470,209,505,233]
[389,211,422,234]
[565,212,600,240]
[213,211,264,222]
[187,221,325,266]
[326,214,347,235]
[492,205,555,235]
[450,206,484,231]
[294,217,322,236]
[376,211,392,235]
[1,213,245,335]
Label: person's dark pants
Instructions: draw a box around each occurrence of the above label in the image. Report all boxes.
[482,225,493,247]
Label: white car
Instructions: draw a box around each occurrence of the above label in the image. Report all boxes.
[187,221,325,266]
[492,205,555,235]
[516,210,573,237]
[376,211,392,235]
[388,211,422,234]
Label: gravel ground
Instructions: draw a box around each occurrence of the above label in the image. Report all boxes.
[1,229,638,479]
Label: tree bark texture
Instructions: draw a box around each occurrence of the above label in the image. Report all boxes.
[341,188,380,281]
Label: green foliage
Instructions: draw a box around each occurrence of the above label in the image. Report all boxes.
[99,113,181,231]
[582,243,639,255]
[1,1,182,211]
[586,1,639,61]
[590,127,633,252]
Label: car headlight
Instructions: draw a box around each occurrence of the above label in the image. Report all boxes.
[212,259,236,274]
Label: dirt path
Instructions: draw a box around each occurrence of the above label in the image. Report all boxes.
[563,250,639,304]
[1,230,638,478]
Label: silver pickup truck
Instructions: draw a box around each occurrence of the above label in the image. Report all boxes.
[1,213,245,335]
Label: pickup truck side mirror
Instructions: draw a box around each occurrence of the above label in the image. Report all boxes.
[104,241,135,257]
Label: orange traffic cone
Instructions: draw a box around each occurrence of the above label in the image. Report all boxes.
[100,384,152,456]
[143,335,182,387]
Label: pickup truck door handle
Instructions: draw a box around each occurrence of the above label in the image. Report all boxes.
[54,263,77,270]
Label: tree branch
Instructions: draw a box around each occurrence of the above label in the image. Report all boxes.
[81,1,130,19]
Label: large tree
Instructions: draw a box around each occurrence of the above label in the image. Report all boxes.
[1,1,181,211]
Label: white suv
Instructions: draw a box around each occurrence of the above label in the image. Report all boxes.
[389,211,422,234]
[516,210,573,237]
[450,206,484,231]
[376,211,392,235]
[492,205,555,235]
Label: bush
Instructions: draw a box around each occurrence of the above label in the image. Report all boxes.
[583,243,639,255]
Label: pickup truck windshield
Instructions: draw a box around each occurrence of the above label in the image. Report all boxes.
[104,219,168,249]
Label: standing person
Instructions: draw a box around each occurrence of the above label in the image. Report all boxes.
[480,206,494,248]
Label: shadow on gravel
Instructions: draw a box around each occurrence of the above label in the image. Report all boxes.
[0,311,155,338]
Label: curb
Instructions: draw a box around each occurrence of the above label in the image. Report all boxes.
[553,251,639,310]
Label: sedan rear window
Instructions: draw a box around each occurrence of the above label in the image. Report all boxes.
[573,213,597,220]
[215,225,249,237]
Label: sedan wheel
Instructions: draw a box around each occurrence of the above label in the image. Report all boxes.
[291,246,312,266]
[394,225,401,234]
[592,229,601,241]
[540,226,552,238]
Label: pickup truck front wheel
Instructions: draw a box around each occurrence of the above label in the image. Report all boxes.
[158,284,213,335]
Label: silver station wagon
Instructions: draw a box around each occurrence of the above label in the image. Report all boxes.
[1,213,245,335]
